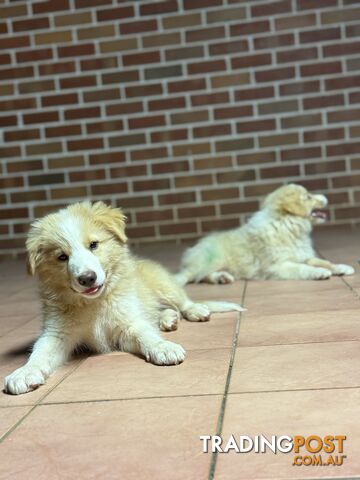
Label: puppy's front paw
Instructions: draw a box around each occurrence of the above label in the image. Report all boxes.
[183,303,211,322]
[332,264,355,276]
[208,271,234,284]
[5,365,45,395]
[145,340,185,366]
[159,309,180,332]
[312,267,332,280]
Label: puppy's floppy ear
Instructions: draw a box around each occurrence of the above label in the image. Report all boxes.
[26,220,43,275]
[92,201,127,243]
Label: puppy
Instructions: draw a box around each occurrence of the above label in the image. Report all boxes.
[176,184,354,284]
[5,202,244,395]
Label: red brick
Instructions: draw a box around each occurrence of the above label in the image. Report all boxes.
[89,151,126,165]
[281,147,322,161]
[39,61,75,76]
[134,179,170,192]
[0,66,34,81]
[215,138,254,153]
[201,187,239,202]
[0,176,23,188]
[97,6,134,21]
[0,98,36,112]
[327,108,360,124]
[323,41,360,58]
[209,39,248,56]
[0,53,11,65]
[277,47,318,64]
[120,19,157,35]
[232,53,271,69]
[303,94,344,110]
[281,113,321,129]
[254,33,294,50]
[256,67,295,83]
[126,83,163,98]
[280,80,320,96]
[159,192,196,206]
[67,138,104,151]
[152,160,189,175]
[109,133,146,148]
[42,93,78,107]
[186,26,225,43]
[220,201,258,215]
[191,91,229,107]
[29,173,64,186]
[235,86,274,101]
[305,128,345,143]
[7,160,43,174]
[23,111,59,125]
[0,35,30,50]
[106,101,143,116]
[60,75,96,89]
[188,59,226,75]
[231,20,270,37]
[103,70,139,85]
[0,146,20,158]
[325,75,360,91]
[166,46,204,61]
[129,115,165,130]
[194,156,232,170]
[64,106,100,121]
[217,169,256,183]
[5,128,40,142]
[70,169,106,182]
[300,27,340,43]
[237,119,276,133]
[140,0,177,15]
[84,88,120,102]
[261,165,300,179]
[33,0,69,14]
[151,129,188,143]
[13,17,49,32]
[305,160,345,175]
[131,147,168,161]
[184,0,221,8]
[275,13,316,30]
[46,125,82,138]
[202,218,240,233]
[193,124,231,138]
[173,142,211,157]
[301,61,342,77]
[252,0,292,16]
[87,120,124,135]
[297,0,336,9]
[148,97,186,112]
[168,78,206,94]
[58,44,95,58]
[214,105,253,120]
[0,208,28,220]
[237,152,276,166]
[175,174,212,188]
[327,142,360,157]
[0,116,17,127]
[171,110,208,125]
[137,209,174,223]
[123,51,160,67]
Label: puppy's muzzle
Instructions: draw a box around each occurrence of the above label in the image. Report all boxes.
[77,270,97,288]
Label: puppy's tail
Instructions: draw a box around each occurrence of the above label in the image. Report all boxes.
[203,301,246,313]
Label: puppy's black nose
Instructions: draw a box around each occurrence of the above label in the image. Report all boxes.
[78,271,97,287]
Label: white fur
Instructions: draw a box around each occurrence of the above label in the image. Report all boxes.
[4,202,244,395]
[176,184,355,284]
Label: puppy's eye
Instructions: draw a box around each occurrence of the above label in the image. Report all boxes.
[58,253,68,262]
[89,241,99,250]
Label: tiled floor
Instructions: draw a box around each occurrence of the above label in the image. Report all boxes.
[0,228,360,480]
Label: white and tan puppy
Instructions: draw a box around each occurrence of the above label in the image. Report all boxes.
[5,202,244,395]
[176,184,354,284]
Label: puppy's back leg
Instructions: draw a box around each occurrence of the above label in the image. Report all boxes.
[203,271,235,284]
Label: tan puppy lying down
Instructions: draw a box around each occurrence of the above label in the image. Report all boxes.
[176,184,354,285]
[5,202,244,395]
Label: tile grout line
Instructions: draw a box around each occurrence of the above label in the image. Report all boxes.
[1,385,360,410]
[208,280,248,480]
[0,357,87,444]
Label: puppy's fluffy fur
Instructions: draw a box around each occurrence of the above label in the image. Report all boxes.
[5,202,243,395]
[176,184,354,285]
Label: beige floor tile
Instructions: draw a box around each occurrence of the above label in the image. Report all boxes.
[185,281,245,301]
[44,348,231,404]
[0,395,221,480]
[164,312,237,350]
[216,388,360,479]
[244,286,359,316]
[239,309,360,347]
[0,315,38,337]
[0,300,40,319]
[0,406,31,439]
[229,341,360,394]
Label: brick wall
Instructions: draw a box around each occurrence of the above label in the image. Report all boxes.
[1,0,360,258]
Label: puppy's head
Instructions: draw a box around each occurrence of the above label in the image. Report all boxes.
[262,184,328,224]
[26,201,127,300]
